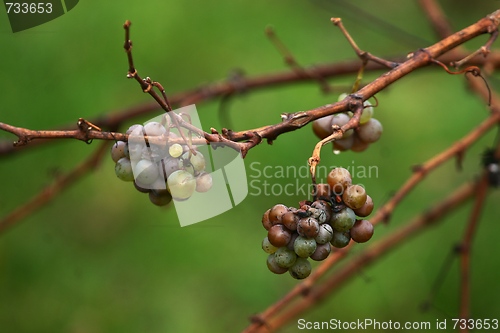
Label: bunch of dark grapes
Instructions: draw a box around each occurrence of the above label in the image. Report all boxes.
[262,167,374,279]
[312,93,383,152]
[111,122,213,206]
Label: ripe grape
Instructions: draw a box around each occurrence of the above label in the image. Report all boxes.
[262,209,272,230]
[315,223,333,244]
[297,217,320,238]
[286,232,299,251]
[111,141,128,162]
[330,231,350,248]
[267,224,292,247]
[357,118,383,143]
[134,181,150,193]
[312,115,334,139]
[342,185,367,210]
[134,159,160,185]
[161,157,181,179]
[330,207,356,232]
[282,211,299,231]
[351,134,370,152]
[327,167,352,195]
[195,172,213,193]
[354,195,374,217]
[274,247,297,268]
[126,124,143,135]
[148,190,172,206]
[267,254,288,274]
[350,219,374,243]
[289,257,312,279]
[115,157,134,182]
[294,236,317,258]
[262,236,278,254]
[333,135,354,151]
[331,113,353,138]
[167,170,196,200]
[269,204,288,224]
[310,242,331,261]
[144,121,167,137]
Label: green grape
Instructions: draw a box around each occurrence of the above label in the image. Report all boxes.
[289,257,312,279]
[337,93,348,101]
[327,167,352,196]
[297,217,320,238]
[357,118,383,143]
[167,170,196,200]
[315,223,333,244]
[293,236,317,258]
[267,254,288,274]
[195,172,213,193]
[115,157,134,182]
[354,195,374,217]
[111,141,128,163]
[274,247,297,268]
[360,100,374,124]
[282,211,299,231]
[148,190,172,206]
[134,159,160,185]
[183,151,206,174]
[330,231,351,248]
[310,242,331,261]
[342,185,367,210]
[169,143,183,158]
[262,209,272,230]
[262,236,278,254]
[269,204,288,224]
[331,113,353,138]
[268,224,292,247]
[350,219,374,243]
[330,207,356,232]
[144,121,167,137]
[312,115,334,139]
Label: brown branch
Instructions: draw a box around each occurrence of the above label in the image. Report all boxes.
[0,141,109,233]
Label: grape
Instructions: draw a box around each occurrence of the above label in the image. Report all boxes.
[185,151,206,174]
[297,217,320,238]
[144,121,167,137]
[282,211,299,231]
[274,247,297,268]
[134,181,150,193]
[134,159,160,185]
[294,236,317,258]
[312,115,333,139]
[330,231,350,248]
[269,204,288,224]
[195,172,213,193]
[286,232,299,251]
[337,93,348,101]
[148,142,169,162]
[128,142,144,161]
[350,220,374,243]
[262,236,278,254]
[327,167,352,196]
[354,195,374,217]
[169,143,183,158]
[111,141,128,163]
[315,183,331,199]
[289,257,312,279]
[262,209,272,230]
[342,185,367,210]
[267,224,292,247]
[148,190,172,206]
[126,124,143,135]
[330,207,356,232]
[360,100,374,124]
[351,134,370,152]
[357,118,383,143]
[311,200,332,223]
[115,157,134,182]
[167,170,196,200]
[331,113,353,138]
[161,157,181,179]
[310,242,331,261]
[267,254,288,274]
[315,223,334,244]
[333,135,354,151]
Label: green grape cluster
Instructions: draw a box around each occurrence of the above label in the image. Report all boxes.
[261,167,374,279]
[312,93,383,152]
[111,122,213,206]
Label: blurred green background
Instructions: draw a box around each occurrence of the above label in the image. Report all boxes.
[1,1,500,332]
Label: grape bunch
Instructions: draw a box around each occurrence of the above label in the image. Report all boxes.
[312,93,383,152]
[261,167,374,279]
[111,122,213,206]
